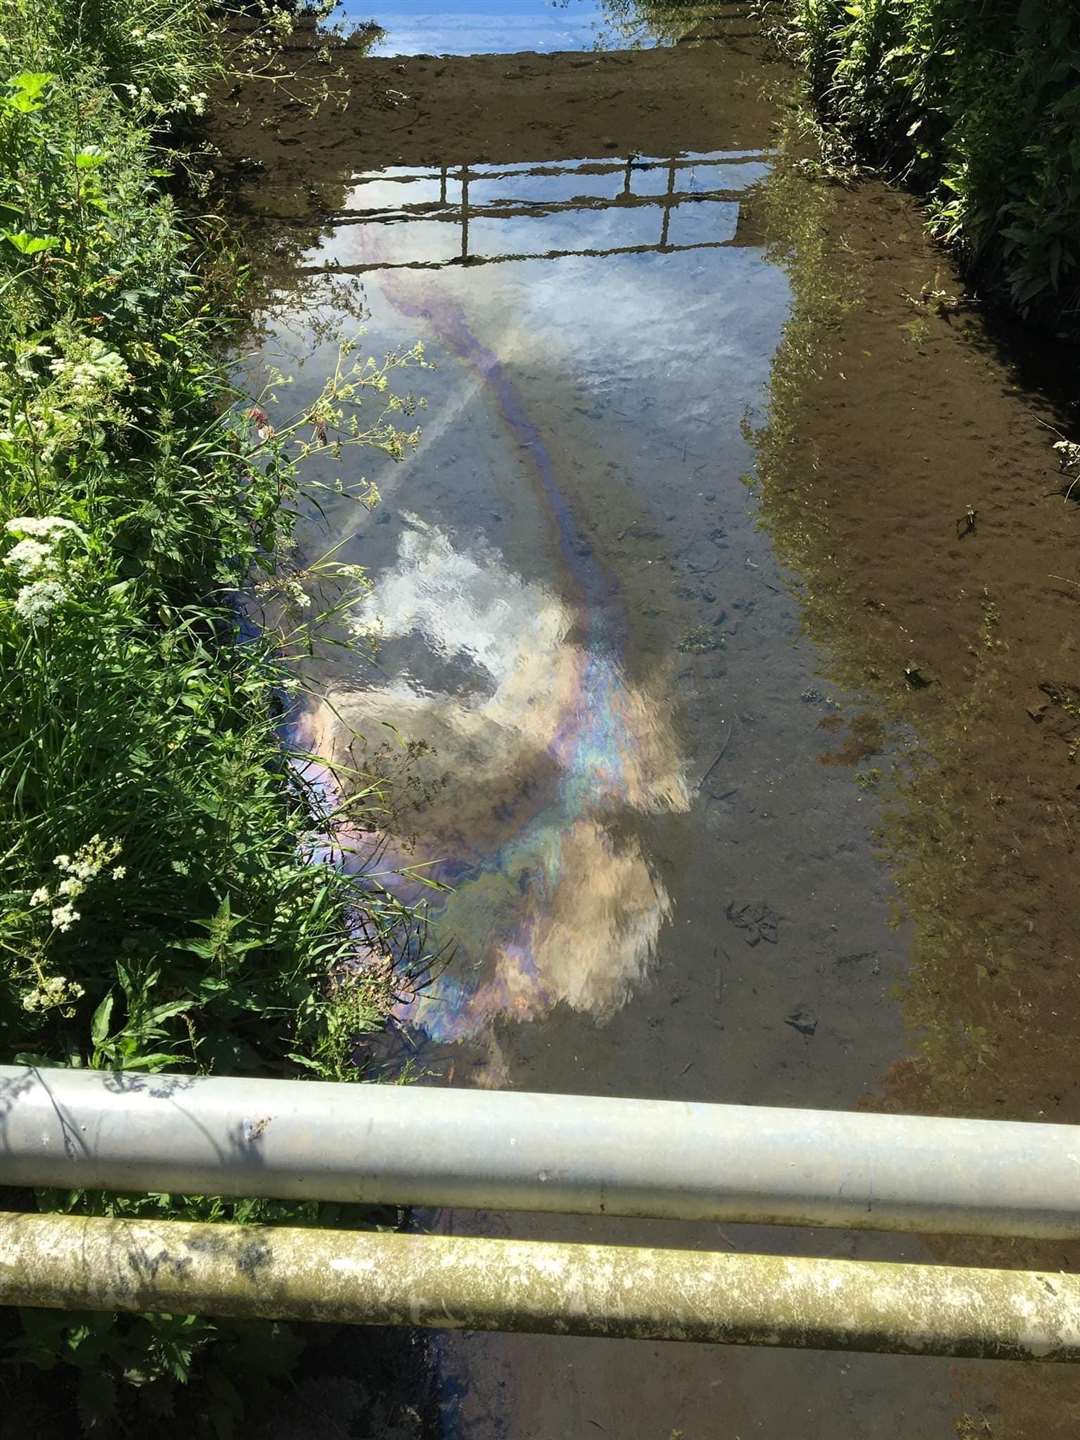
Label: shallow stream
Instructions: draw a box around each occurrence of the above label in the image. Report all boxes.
[223,4,1080,1434]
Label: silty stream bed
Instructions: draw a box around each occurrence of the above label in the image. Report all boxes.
[217,3,1080,1435]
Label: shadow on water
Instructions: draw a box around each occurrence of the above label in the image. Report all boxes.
[215,2,1080,1436]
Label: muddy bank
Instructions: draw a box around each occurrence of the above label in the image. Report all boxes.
[754,151,1080,1129]
[753,132,1080,1439]
[215,10,768,188]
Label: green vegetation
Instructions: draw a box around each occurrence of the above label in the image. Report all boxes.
[0,0,427,1429]
[598,0,719,46]
[772,0,1080,329]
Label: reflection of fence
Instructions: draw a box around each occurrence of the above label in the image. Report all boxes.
[297,152,765,274]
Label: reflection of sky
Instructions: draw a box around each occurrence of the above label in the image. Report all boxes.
[467,199,738,258]
[319,150,762,268]
[346,0,611,55]
[274,147,789,1062]
[341,157,769,215]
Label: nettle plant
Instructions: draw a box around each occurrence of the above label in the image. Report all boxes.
[0,42,432,1077]
[790,0,1080,325]
[0,5,440,1429]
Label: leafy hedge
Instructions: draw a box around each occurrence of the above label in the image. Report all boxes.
[0,1,425,1429]
[784,0,1080,329]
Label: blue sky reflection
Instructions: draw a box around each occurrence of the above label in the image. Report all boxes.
[346,0,618,55]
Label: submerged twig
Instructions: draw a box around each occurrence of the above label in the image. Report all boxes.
[698,723,734,792]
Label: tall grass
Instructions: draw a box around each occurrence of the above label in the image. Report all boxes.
[0,0,427,1428]
[772,0,1080,330]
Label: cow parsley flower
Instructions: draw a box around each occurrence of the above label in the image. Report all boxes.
[5,537,56,577]
[14,580,67,624]
[23,973,84,1013]
[50,902,80,932]
[55,834,122,883]
[282,578,311,610]
[5,516,84,540]
[14,576,68,622]
[49,339,129,395]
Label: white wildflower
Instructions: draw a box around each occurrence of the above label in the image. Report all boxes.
[55,834,122,883]
[57,876,86,899]
[30,886,50,906]
[112,865,127,881]
[23,973,84,1013]
[348,614,382,642]
[49,339,129,395]
[14,580,67,624]
[12,343,51,383]
[4,537,56,577]
[5,515,85,541]
[50,902,80,932]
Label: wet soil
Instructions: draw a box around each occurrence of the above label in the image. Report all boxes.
[219,10,766,181]
[214,6,1080,1438]
[755,169,1080,1134]
[751,149,1080,1440]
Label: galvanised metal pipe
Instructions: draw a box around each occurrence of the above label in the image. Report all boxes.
[2,1210,1079,1360]
[2,1065,1079,1239]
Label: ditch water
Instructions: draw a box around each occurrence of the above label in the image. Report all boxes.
[222,3,1080,1435]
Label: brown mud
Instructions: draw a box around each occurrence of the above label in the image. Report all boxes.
[219,10,766,179]
[213,6,1080,1437]
[752,136,1080,1438]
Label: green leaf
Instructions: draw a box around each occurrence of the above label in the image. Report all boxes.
[142,999,196,1027]
[1049,239,1063,291]
[286,1052,331,1075]
[74,145,110,170]
[3,71,53,112]
[7,71,52,96]
[90,993,114,1049]
[4,230,57,255]
[1013,268,1051,304]
[120,1053,188,1072]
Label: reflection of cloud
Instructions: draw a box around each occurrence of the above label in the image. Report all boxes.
[522,818,672,1014]
[304,516,688,1049]
[281,152,788,1065]
[358,512,557,691]
[315,154,783,425]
